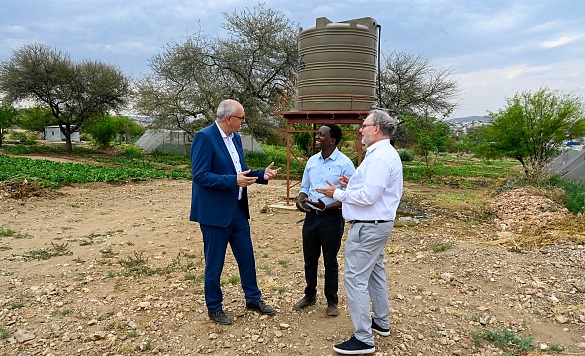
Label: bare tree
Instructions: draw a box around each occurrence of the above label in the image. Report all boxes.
[0,43,130,153]
[134,4,299,141]
[378,50,460,117]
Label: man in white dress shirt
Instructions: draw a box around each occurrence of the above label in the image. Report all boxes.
[317,109,403,355]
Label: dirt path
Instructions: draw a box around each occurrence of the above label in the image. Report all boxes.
[0,179,584,355]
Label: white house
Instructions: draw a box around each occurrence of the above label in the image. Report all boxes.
[44,126,80,142]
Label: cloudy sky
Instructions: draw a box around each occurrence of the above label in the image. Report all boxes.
[1,0,584,118]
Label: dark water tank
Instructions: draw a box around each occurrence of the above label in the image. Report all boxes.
[297,17,378,111]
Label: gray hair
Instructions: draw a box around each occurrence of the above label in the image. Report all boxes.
[216,100,238,122]
[369,109,399,137]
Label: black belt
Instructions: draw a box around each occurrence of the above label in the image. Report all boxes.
[308,209,342,217]
[349,220,392,224]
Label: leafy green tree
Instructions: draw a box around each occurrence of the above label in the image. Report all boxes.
[16,106,57,134]
[85,114,117,147]
[134,4,298,141]
[0,103,19,147]
[475,87,585,179]
[112,116,146,143]
[402,114,450,179]
[0,43,130,153]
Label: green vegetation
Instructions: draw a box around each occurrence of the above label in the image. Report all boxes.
[541,175,585,214]
[51,308,72,316]
[1,226,33,239]
[471,327,535,355]
[22,243,72,260]
[9,301,24,309]
[474,87,585,179]
[0,327,9,339]
[245,144,305,180]
[227,275,240,285]
[0,152,190,188]
[0,227,16,237]
[429,241,454,253]
[9,139,585,214]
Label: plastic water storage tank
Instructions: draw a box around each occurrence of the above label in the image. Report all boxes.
[297,17,378,111]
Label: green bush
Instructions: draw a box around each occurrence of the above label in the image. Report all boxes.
[399,149,415,162]
[86,119,117,147]
[541,175,585,214]
[245,145,305,180]
[123,145,143,158]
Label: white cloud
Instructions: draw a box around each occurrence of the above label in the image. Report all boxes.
[542,34,584,48]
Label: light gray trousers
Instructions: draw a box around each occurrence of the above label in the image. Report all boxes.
[344,221,394,346]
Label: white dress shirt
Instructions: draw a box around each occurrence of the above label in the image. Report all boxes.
[216,122,243,200]
[333,139,403,221]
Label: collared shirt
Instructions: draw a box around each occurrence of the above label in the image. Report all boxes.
[333,139,403,220]
[300,148,355,210]
[216,122,243,200]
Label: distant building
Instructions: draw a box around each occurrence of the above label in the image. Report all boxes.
[135,129,264,156]
[44,126,80,141]
[447,116,491,135]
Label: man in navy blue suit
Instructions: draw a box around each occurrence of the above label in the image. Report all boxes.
[190,99,280,325]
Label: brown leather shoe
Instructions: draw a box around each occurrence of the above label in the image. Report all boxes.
[293,297,316,310]
[326,303,339,317]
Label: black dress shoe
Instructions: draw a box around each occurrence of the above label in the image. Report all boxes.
[208,310,232,325]
[246,300,276,316]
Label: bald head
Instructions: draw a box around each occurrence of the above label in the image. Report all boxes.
[217,99,243,122]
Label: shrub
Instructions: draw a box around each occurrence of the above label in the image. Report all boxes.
[123,145,143,158]
[87,119,117,147]
[399,149,416,162]
[541,175,585,214]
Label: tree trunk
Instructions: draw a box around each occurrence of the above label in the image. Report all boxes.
[59,124,74,154]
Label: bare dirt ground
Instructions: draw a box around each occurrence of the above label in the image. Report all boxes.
[1,169,584,355]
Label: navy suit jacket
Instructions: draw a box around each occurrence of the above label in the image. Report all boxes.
[190,123,267,227]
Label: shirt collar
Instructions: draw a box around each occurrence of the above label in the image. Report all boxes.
[215,121,232,139]
[366,139,391,155]
[320,147,340,160]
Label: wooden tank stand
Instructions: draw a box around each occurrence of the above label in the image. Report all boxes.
[275,110,370,205]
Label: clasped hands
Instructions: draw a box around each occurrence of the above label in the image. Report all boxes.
[236,162,280,187]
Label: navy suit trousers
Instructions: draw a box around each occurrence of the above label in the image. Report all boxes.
[200,201,261,312]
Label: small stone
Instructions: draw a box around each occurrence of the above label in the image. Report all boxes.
[279,323,289,329]
[90,331,106,341]
[555,315,569,324]
[138,301,151,309]
[441,273,454,282]
[14,329,35,343]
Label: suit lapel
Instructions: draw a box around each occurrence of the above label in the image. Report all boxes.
[211,124,237,174]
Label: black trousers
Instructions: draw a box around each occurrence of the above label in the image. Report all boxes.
[302,209,345,304]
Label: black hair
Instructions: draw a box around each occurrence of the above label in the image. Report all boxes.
[322,123,342,146]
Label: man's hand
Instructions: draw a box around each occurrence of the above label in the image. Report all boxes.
[296,195,311,212]
[337,174,350,188]
[263,162,280,180]
[315,180,337,198]
[237,170,258,187]
[306,198,326,210]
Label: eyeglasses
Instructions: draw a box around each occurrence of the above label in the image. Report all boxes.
[360,124,377,129]
[230,115,246,122]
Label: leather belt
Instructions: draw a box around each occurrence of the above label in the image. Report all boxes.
[349,220,392,224]
[308,209,342,217]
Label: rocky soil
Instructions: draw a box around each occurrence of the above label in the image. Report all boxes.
[0,177,584,355]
